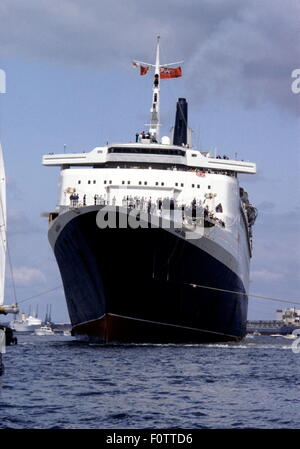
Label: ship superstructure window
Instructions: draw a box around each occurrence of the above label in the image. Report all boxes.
[181,183,184,187]
[144,182,147,185]
[175,182,178,186]
[161,182,164,186]
[155,182,159,185]
[93,180,96,184]
[197,184,200,188]
[127,181,130,185]
[88,180,91,184]
[108,147,186,157]
[109,180,112,184]
[122,181,125,184]
[104,181,107,184]
[192,184,195,188]
[78,180,81,184]
[139,181,142,185]
[208,185,211,189]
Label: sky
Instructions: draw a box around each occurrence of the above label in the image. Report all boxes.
[0,0,299,323]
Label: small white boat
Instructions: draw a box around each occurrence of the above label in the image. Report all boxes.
[34,324,55,336]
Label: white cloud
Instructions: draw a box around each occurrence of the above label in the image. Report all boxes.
[11,266,46,286]
[7,207,43,234]
[251,269,284,282]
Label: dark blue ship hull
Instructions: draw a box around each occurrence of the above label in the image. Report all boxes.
[52,208,248,343]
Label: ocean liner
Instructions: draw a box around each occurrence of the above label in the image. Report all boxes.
[43,37,257,343]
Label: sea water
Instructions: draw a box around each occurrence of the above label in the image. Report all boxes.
[0,334,299,429]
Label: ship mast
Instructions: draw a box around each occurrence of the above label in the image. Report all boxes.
[133,36,183,144]
[149,35,161,143]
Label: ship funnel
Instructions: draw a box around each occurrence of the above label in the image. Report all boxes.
[173,98,188,146]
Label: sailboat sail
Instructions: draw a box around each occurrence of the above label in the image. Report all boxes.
[0,142,6,306]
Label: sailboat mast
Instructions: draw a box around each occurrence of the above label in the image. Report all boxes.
[0,143,6,307]
[0,80,18,315]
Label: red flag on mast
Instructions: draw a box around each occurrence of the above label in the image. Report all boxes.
[140,66,149,76]
[132,62,149,75]
[160,66,182,79]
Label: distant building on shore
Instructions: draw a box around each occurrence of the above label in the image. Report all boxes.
[246,308,300,335]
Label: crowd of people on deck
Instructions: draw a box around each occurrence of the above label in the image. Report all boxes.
[69,193,225,228]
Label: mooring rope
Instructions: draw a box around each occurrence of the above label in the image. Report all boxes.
[14,279,300,308]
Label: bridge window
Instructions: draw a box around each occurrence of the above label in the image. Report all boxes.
[108,147,186,157]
